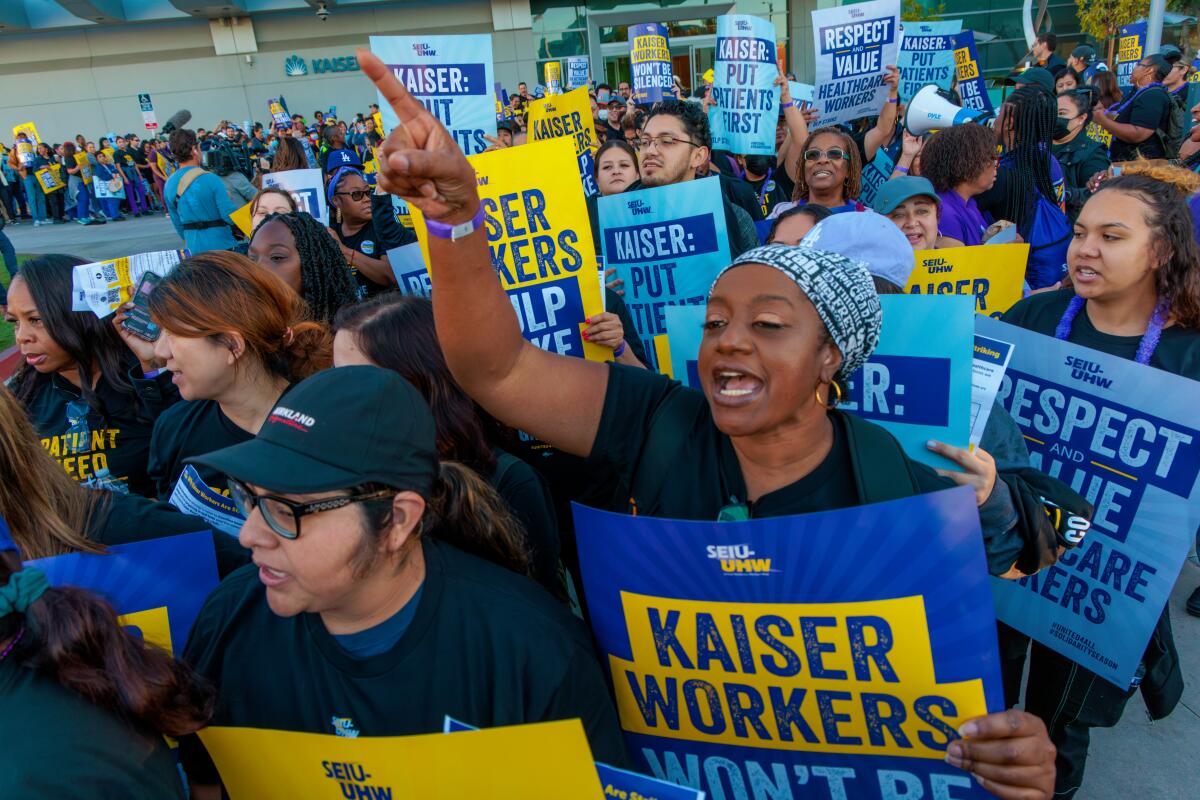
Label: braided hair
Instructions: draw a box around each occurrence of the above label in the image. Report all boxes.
[996,86,1058,225]
[253,211,358,323]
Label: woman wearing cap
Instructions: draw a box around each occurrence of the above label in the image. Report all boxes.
[0,518,214,799]
[177,366,627,799]
[5,255,178,497]
[248,210,358,324]
[872,176,944,252]
[146,251,331,501]
[356,50,1076,798]
[328,167,410,297]
[1001,174,1200,798]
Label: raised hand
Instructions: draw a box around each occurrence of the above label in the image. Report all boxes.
[357,48,480,224]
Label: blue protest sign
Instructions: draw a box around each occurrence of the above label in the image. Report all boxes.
[952,31,993,115]
[788,81,816,108]
[980,316,1200,687]
[1116,22,1147,91]
[629,23,672,105]
[369,34,496,154]
[388,242,430,298]
[811,0,901,126]
[599,177,731,368]
[857,147,895,208]
[710,14,780,156]
[27,531,219,657]
[566,55,590,89]
[838,294,973,470]
[664,304,706,388]
[897,20,961,103]
[575,487,1003,800]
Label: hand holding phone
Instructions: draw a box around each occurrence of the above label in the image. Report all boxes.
[121,271,162,342]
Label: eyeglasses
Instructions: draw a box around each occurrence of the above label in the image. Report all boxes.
[638,134,699,152]
[803,148,849,161]
[228,478,394,540]
[335,190,371,202]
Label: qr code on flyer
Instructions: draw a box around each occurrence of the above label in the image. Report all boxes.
[102,264,118,282]
[105,289,121,305]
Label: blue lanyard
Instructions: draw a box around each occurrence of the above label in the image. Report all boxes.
[757,168,774,208]
[1108,82,1163,116]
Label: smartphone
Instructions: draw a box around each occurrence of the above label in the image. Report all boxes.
[121,271,162,342]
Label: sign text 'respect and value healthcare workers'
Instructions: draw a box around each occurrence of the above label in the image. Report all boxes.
[629,22,673,105]
[980,317,1200,688]
[599,176,732,370]
[409,136,608,362]
[369,34,496,154]
[896,20,962,103]
[709,14,781,156]
[811,0,901,126]
[575,486,1004,800]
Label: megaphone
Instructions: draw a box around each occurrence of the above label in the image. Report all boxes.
[904,84,988,135]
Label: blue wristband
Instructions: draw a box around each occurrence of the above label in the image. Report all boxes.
[612,340,626,359]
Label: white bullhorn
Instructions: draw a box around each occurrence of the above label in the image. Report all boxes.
[904,84,987,135]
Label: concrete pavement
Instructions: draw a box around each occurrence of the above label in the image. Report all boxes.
[4,212,184,261]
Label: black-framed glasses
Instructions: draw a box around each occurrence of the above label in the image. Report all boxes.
[335,189,371,202]
[803,147,849,161]
[228,478,393,540]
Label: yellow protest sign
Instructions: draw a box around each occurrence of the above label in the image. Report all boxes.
[229,200,254,237]
[198,720,604,799]
[412,136,607,361]
[653,334,673,379]
[12,121,40,143]
[906,244,1028,318]
[74,152,93,184]
[527,86,599,197]
[36,164,65,194]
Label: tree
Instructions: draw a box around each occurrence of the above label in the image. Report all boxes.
[902,0,946,22]
[1077,0,1150,65]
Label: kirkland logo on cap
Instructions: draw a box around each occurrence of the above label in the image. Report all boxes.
[269,406,316,431]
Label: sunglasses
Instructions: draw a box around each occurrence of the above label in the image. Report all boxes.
[228,478,393,540]
[803,147,849,161]
[335,189,371,202]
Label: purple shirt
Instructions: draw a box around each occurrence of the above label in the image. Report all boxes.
[937,190,989,246]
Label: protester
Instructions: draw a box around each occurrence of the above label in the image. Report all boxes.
[872,176,942,251]
[920,123,1010,247]
[603,95,625,141]
[798,210,917,293]
[1092,55,1175,162]
[1030,32,1066,76]
[248,210,358,324]
[774,127,864,216]
[146,250,331,502]
[93,151,125,221]
[1002,174,1200,798]
[176,367,628,798]
[145,140,169,210]
[327,167,405,296]
[0,517,215,799]
[1054,68,1080,94]
[114,134,150,217]
[270,136,309,173]
[595,139,638,197]
[1054,91,1111,220]
[332,295,564,596]
[248,186,298,231]
[6,255,176,496]
[7,133,47,226]
[62,142,101,225]
[1068,45,1105,82]
[163,129,238,253]
[764,203,832,245]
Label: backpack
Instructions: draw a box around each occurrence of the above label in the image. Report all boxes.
[1160,88,1188,160]
[1023,194,1071,290]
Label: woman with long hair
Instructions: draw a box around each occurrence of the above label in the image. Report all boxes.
[770,126,864,217]
[976,86,1062,233]
[595,139,638,196]
[1002,174,1200,798]
[249,186,297,231]
[333,294,563,597]
[269,136,309,173]
[248,211,358,324]
[0,517,215,798]
[146,250,331,500]
[5,255,177,497]
[1090,70,1122,109]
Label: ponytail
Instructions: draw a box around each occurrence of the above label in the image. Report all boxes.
[277,319,332,381]
[0,551,214,738]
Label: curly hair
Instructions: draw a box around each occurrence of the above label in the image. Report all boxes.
[1092,174,1200,329]
[1116,160,1200,196]
[254,211,359,323]
[919,124,998,193]
[791,127,862,202]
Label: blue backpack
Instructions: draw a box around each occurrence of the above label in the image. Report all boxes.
[1023,194,1071,289]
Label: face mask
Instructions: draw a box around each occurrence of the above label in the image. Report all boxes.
[744,155,774,175]
[599,109,609,122]
[1054,117,1072,140]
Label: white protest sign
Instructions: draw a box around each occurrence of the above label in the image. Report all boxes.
[262,169,328,224]
[811,0,901,126]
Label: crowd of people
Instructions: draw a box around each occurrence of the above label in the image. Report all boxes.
[2,30,1199,800]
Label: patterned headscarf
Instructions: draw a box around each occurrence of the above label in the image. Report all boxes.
[709,244,882,381]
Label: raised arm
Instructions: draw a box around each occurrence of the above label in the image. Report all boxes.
[862,65,901,158]
[360,49,609,458]
[775,65,809,179]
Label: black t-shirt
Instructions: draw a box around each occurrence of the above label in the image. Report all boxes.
[491,447,561,595]
[1109,87,1172,162]
[88,489,251,578]
[746,168,795,219]
[148,397,268,499]
[334,221,389,298]
[1003,289,1200,379]
[21,368,177,498]
[127,145,148,166]
[0,658,185,799]
[178,538,628,785]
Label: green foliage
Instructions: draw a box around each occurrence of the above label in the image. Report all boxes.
[902,0,946,22]
[1076,0,1150,41]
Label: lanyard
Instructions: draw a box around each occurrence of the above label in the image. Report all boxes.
[1054,295,1169,365]
[1107,82,1163,116]
[757,168,774,209]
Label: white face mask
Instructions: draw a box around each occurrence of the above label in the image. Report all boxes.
[598,109,609,122]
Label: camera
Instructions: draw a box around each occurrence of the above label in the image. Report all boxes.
[316,2,329,21]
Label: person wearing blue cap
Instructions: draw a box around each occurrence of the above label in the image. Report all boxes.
[327,166,413,297]
[0,516,215,799]
[871,176,943,252]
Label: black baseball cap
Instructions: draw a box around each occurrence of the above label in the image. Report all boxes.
[189,366,439,496]
[1070,45,1096,64]
[1007,66,1056,93]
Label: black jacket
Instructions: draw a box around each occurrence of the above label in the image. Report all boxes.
[1052,135,1110,221]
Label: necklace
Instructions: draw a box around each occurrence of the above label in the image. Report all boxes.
[0,626,25,663]
[1054,295,1169,365]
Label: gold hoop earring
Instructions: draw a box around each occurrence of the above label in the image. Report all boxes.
[815,380,842,409]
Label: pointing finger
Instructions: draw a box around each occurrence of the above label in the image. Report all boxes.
[357,49,426,128]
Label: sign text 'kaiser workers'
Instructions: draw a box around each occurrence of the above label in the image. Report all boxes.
[575,488,1004,800]
[981,316,1200,687]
